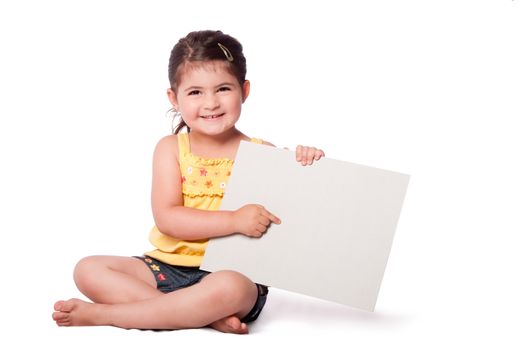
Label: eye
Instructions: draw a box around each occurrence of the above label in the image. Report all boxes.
[188,90,201,96]
[217,86,231,92]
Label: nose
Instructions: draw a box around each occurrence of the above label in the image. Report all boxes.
[204,93,220,110]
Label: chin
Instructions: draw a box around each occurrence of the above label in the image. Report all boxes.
[200,123,238,134]
[193,126,234,136]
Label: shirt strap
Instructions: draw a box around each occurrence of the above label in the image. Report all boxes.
[178,133,262,158]
[177,133,190,159]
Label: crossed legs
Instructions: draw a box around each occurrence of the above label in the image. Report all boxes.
[52,256,258,334]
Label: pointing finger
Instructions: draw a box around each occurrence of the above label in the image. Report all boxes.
[262,209,281,224]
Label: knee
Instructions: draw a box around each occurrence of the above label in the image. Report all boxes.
[73,256,103,290]
[205,271,257,309]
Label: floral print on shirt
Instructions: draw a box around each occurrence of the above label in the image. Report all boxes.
[180,156,233,197]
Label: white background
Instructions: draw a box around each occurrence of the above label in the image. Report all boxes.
[1,0,524,348]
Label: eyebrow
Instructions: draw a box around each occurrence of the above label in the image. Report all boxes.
[184,82,236,92]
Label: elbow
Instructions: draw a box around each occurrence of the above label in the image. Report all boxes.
[155,220,172,237]
[155,220,186,240]
[153,207,193,240]
[153,210,179,238]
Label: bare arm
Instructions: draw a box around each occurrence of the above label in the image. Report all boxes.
[151,135,233,240]
[151,136,280,240]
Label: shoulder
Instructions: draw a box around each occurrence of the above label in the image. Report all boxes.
[261,140,276,147]
[154,134,179,160]
[246,134,275,147]
[155,134,178,149]
[251,138,276,147]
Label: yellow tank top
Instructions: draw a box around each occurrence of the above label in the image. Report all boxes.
[145,133,263,267]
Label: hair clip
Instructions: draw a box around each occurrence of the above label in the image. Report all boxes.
[217,43,234,62]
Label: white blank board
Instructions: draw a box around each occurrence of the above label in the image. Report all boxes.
[201,142,410,311]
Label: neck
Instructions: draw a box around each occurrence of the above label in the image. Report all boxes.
[189,128,244,146]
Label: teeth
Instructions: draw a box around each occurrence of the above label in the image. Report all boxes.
[202,114,222,119]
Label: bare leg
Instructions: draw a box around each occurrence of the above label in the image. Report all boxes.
[72,255,161,303]
[53,269,258,333]
[71,255,252,332]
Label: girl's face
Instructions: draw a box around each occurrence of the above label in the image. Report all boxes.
[168,61,250,137]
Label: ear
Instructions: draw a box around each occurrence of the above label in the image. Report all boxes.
[241,80,250,103]
[167,88,179,110]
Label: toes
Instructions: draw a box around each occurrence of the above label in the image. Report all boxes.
[225,317,248,334]
[56,319,71,327]
[225,316,241,329]
[54,300,65,311]
[239,322,249,334]
[52,311,71,326]
[52,311,66,321]
[52,299,78,326]
[210,316,249,334]
[58,298,78,312]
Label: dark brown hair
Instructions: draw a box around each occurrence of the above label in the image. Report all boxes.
[168,30,247,134]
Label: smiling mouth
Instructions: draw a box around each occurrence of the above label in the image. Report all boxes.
[201,113,224,119]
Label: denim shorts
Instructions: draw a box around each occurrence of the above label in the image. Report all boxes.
[134,256,268,323]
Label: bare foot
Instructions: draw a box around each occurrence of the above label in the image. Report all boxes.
[209,315,249,334]
[52,298,107,327]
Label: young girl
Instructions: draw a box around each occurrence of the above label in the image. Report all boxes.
[52,30,324,334]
